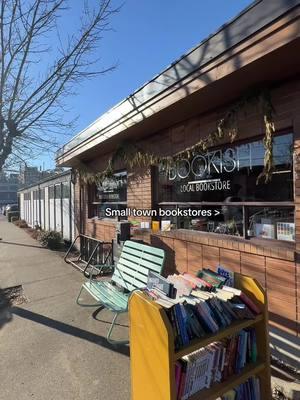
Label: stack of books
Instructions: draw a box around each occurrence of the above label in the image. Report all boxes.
[175,328,257,399]
[218,376,261,400]
[145,270,261,350]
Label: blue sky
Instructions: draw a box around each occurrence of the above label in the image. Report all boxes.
[33,0,252,170]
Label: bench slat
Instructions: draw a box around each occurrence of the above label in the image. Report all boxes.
[112,275,137,292]
[122,240,165,259]
[116,259,148,280]
[120,251,164,272]
[98,281,129,303]
[112,268,145,290]
[112,267,144,289]
[83,281,128,311]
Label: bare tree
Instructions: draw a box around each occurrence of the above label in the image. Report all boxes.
[0,0,118,170]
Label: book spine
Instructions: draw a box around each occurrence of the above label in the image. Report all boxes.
[181,356,193,400]
[173,306,184,349]
[175,361,182,396]
[177,361,187,400]
[175,304,190,346]
[240,292,261,315]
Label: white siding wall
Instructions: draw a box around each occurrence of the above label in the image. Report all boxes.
[33,190,39,228]
[44,187,49,230]
[18,175,74,241]
[20,193,24,220]
[55,184,62,233]
[30,191,34,227]
[49,185,55,231]
[40,189,45,230]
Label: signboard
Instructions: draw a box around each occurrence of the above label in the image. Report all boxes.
[96,171,127,202]
[216,265,235,287]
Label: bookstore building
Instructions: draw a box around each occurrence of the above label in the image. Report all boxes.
[57,1,300,367]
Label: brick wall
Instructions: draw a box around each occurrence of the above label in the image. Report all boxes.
[127,167,153,224]
[85,219,116,242]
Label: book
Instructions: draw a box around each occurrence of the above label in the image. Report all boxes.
[222,286,261,315]
[175,361,182,395]
[182,273,213,290]
[147,270,176,298]
[174,303,190,346]
[197,269,226,288]
[167,274,193,297]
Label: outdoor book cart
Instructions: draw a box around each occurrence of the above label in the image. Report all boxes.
[129,273,271,400]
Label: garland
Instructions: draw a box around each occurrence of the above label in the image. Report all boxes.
[76,88,275,185]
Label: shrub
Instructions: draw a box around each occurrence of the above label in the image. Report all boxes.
[39,230,63,250]
[15,219,28,228]
[7,211,20,222]
[27,228,42,240]
[11,216,19,223]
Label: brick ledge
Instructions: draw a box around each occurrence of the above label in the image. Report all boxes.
[153,229,295,261]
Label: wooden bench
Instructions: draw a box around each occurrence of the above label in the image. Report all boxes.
[76,240,165,344]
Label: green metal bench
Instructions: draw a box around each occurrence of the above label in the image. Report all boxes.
[76,240,165,344]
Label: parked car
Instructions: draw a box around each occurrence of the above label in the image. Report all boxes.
[4,204,19,215]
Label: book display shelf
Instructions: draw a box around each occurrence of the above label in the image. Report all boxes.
[129,273,271,400]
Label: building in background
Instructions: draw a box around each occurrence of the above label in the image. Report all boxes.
[18,170,74,241]
[0,172,19,207]
[19,165,64,187]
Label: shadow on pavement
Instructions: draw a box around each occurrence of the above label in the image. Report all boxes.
[92,307,129,328]
[11,306,130,357]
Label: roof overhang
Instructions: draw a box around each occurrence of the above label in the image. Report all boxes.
[56,0,300,167]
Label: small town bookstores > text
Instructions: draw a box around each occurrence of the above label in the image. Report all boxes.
[105,208,221,218]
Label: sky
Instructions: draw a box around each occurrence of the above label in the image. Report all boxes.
[31,0,252,170]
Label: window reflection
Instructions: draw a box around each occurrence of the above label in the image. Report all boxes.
[157,133,294,242]
[158,133,293,203]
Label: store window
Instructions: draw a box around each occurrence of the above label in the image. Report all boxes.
[55,184,61,199]
[49,186,54,199]
[157,132,294,242]
[62,183,70,199]
[88,170,127,219]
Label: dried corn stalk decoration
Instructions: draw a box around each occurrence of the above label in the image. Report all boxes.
[76,88,275,184]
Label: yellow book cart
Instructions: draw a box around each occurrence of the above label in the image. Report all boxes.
[129,273,271,400]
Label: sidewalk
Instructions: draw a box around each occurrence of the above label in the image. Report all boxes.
[0,216,130,400]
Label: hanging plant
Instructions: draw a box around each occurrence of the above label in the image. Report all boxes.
[75,87,275,184]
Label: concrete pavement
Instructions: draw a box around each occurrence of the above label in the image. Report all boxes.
[0,216,130,400]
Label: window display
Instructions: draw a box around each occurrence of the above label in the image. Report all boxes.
[88,170,127,219]
[157,133,294,241]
